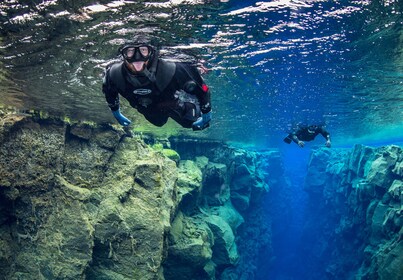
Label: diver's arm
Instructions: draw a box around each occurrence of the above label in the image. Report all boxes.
[194,84,211,114]
[191,83,211,130]
[102,68,120,111]
[176,63,211,130]
[102,69,131,126]
[320,127,331,147]
[291,133,305,147]
[177,63,211,113]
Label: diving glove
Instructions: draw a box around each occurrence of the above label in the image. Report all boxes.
[112,109,131,126]
[192,111,211,131]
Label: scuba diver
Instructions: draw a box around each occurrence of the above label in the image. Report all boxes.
[283,124,331,148]
[102,41,211,130]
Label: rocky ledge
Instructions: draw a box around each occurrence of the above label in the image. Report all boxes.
[0,113,281,280]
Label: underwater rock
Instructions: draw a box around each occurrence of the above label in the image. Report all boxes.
[304,148,332,193]
[163,141,277,279]
[69,123,93,140]
[0,114,276,280]
[300,145,403,280]
[56,175,91,201]
[348,144,375,178]
[228,152,272,212]
[370,202,390,243]
[0,116,177,280]
[388,180,402,205]
[205,215,239,266]
[202,162,228,206]
[176,160,203,214]
[0,118,65,189]
[161,148,181,164]
[367,145,401,189]
[164,212,213,280]
[230,163,255,192]
[355,179,377,202]
[392,160,403,177]
[212,204,244,232]
[151,143,181,165]
[230,192,250,211]
[195,155,209,170]
[376,240,403,280]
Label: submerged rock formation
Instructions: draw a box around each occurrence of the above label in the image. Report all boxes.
[301,145,402,280]
[0,113,278,280]
[0,116,177,280]
[163,138,279,280]
[2,112,400,280]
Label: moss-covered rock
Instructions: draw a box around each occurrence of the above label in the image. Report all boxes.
[0,114,275,280]
[162,149,181,164]
[164,212,213,280]
[0,116,177,280]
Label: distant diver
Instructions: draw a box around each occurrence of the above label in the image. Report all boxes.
[102,39,212,131]
[284,124,331,148]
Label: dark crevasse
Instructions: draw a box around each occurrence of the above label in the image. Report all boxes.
[257,145,311,280]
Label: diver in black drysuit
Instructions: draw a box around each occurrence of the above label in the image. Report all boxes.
[102,43,211,130]
[284,125,331,148]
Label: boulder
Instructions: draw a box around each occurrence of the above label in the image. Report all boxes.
[202,162,228,205]
[370,202,389,244]
[164,212,213,280]
[367,145,402,189]
[388,180,402,204]
[205,215,239,266]
[176,160,203,213]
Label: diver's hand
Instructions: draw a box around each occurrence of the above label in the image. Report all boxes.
[192,111,211,131]
[112,109,131,126]
[297,141,305,148]
[325,140,331,148]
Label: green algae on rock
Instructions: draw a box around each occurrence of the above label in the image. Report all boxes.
[0,113,275,280]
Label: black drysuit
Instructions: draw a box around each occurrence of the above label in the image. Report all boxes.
[284,126,330,144]
[102,59,211,128]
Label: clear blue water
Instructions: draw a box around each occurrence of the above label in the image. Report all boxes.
[1,0,402,147]
[260,147,310,279]
[1,1,402,279]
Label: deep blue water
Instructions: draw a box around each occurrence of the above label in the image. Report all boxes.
[1,1,402,279]
[262,146,311,280]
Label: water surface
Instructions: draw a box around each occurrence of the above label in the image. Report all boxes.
[1,0,402,147]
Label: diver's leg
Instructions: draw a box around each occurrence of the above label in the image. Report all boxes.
[138,106,169,127]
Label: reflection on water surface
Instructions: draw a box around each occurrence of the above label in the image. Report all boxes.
[1,0,402,146]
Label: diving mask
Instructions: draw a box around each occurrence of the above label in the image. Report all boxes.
[121,45,153,63]
[308,125,318,133]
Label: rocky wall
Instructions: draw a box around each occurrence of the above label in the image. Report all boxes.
[0,113,278,280]
[302,144,402,280]
[163,139,280,280]
[0,115,177,280]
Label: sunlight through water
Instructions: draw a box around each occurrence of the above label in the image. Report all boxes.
[0,0,402,147]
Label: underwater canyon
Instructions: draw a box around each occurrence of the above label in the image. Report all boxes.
[0,111,401,280]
